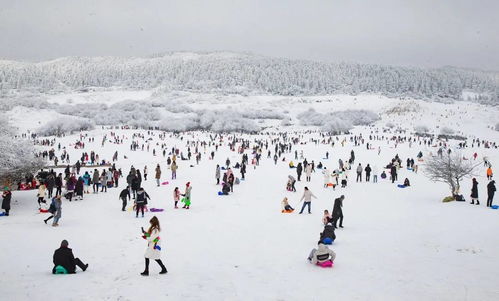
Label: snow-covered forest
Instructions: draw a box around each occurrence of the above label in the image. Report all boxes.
[0,52,497,104]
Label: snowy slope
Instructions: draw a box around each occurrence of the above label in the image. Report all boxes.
[1,124,498,300]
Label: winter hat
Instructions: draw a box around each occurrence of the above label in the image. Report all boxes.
[3,186,8,191]
[186,182,190,186]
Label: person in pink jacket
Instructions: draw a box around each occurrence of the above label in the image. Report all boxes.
[173,187,181,209]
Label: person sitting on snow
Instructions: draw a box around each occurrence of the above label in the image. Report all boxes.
[52,240,88,274]
[319,222,336,243]
[222,182,230,195]
[307,242,336,265]
[281,197,294,212]
[381,171,387,179]
[403,178,411,187]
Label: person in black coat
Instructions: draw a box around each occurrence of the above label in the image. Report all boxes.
[52,240,88,274]
[487,180,496,207]
[2,188,12,216]
[332,195,345,228]
[119,186,131,211]
[390,165,397,183]
[240,163,246,180]
[365,164,372,182]
[320,222,336,243]
[470,178,479,205]
[55,174,63,197]
[131,177,140,199]
[296,163,303,181]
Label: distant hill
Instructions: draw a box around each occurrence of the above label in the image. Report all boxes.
[0,52,497,104]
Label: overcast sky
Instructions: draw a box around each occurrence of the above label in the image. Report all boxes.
[1,0,498,70]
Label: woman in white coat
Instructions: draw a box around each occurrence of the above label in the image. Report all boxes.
[141,216,167,276]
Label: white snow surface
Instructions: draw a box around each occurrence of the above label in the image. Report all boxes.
[1,93,499,300]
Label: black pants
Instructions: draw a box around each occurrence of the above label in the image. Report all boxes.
[356,173,362,182]
[3,209,9,216]
[37,197,46,206]
[121,197,127,211]
[366,174,370,182]
[217,178,220,185]
[101,184,107,192]
[48,187,54,198]
[291,182,296,192]
[297,173,301,181]
[52,257,86,274]
[333,213,344,227]
[114,178,119,187]
[144,174,147,181]
[56,187,62,196]
[67,192,73,202]
[136,204,145,217]
[144,258,166,273]
[487,193,495,207]
[93,183,99,193]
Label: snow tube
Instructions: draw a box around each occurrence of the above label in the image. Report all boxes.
[149,208,164,212]
[317,260,333,268]
[326,183,335,187]
[39,209,49,213]
[161,181,169,185]
[407,167,413,171]
[281,210,294,213]
[397,184,407,188]
[218,191,224,195]
[323,237,334,245]
[221,167,226,170]
[54,265,68,274]
[0,212,6,216]
[491,205,499,210]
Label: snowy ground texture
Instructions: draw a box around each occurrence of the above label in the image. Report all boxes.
[1,93,499,301]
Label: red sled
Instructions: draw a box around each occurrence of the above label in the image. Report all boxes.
[317,260,334,268]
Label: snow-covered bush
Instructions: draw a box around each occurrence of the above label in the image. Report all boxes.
[297,108,377,130]
[158,115,200,132]
[414,125,430,134]
[280,118,292,126]
[37,117,94,136]
[440,126,455,135]
[321,116,353,134]
[385,122,395,128]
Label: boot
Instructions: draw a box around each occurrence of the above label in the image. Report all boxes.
[470,200,474,204]
[476,201,480,205]
[157,260,167,274]
[141,271,149,276]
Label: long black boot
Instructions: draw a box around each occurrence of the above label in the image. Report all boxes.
[156,259,167,274]
[141,258,150,276]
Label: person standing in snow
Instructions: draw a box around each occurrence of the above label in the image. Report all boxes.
[296,163,303,181]
[140,216,167,276]
[155,164,161,187]
[470,178,479,205]
[299,187,316,214]
[365,164,372,182]
[119,186,131,211]
[82,171,91,193]
[135,188,150,218]
[171,161,178,180]
[486,180,495,207]
[100,170,107,193]
[305,164,313,182]
[144,166,148,181]
[372,165,378,183]
[181,182,192,209]
[356,163,363,182]
[2,187,11,216]
[240,162,246,180]
[92,169,100,193]
[215,165,221,185]
[332,195,344,228]
[173,187,181,208]
[323,167,330,188]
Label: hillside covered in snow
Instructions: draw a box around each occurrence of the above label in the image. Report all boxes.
[1,52,498,104]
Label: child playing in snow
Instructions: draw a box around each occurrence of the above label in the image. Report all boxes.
[322,210,332,225]
[173,187,180,209]
[281,197,294,212]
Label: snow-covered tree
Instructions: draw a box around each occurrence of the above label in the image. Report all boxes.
[37,117,94,136]
[0,116,44,185]
[424,153,479,197]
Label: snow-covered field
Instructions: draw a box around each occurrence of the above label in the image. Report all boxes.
[1,92,499,301]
